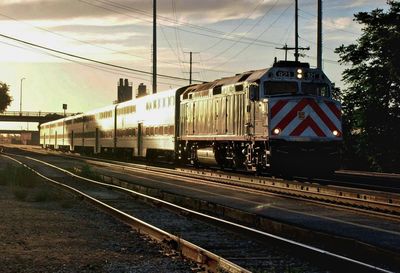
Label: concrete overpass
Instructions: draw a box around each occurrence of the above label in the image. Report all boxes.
[0,129,38,134]
[0,111,79,124]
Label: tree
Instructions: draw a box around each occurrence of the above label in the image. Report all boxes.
[335,1,400,172]
[0,82,12,113]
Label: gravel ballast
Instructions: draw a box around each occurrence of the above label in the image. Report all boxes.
[0,160,193,273]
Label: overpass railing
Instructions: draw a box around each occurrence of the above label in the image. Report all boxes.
[0,111,78,117]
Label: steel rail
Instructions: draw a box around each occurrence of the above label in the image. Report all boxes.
[309,176,400,194]
[1,153,394,273]
[6,145,400,216]
[1,154,249,273]
[175,168,400,215]
[51,151,400,217]
[337,170,400,180]
[5,145,400,181]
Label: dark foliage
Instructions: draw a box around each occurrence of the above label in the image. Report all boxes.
[44,113,63,119]
[0,82,12,113]
[335,1,400,172]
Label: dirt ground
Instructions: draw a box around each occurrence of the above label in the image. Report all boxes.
[0,159,192,273]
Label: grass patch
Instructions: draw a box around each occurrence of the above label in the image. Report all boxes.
[0,164,54,203]
[1,165,40,188]
[76,165,102,181]
[1,164,75,208]
[0,163,14,186]
[13,187,28,201]
[60,199,74,209]
[33,189,53,202]
[13,168,40,188]
[34,187,75,208]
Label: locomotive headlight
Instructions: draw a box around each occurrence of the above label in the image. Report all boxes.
[273,128,281,135]
[296,68,303,79]
[332,130,339,136]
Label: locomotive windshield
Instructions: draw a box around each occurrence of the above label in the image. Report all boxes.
[264,81,330,98]
[264,81,297,96]
[302,83,330,97]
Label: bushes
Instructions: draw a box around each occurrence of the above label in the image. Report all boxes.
[0,164,72,205]
[79,164,101,181]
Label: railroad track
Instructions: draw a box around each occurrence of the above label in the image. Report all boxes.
[6,144,400,194]
[16,146,400,218]
[332,171,400,192]
[303,175,400,194]
[4,145,400,222]
[1,151,394,273]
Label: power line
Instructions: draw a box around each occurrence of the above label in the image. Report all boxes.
[299,36,336,52]
[0,12,190,70]
[298,8,360,36]
[79,0,284,48]
[171,0,186,72]
[209,3,293,69]
[0,33,204,83]
[201,0,266,52]
[90,0,271,41]
[202,0,281,62]
[0,12,144,60]
[0,39,182,87]
[159,25,185,77]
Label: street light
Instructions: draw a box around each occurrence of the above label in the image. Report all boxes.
[19,77,26,115]
[62,104,67,146]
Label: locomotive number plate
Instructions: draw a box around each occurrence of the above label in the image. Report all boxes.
[297,111,306,120]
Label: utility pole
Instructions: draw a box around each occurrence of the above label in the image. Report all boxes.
[19,77,26,116]
[183,51,199,85]
[286,0,309,62]
[276,44,309,62]
[189,52,192,84]
[152,0,157,94]
[62,104,67,146]
[295,0,299,62]
[276,44,291,61]
[317,0,323,69]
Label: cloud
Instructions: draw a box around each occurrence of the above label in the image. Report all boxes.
[50,23,148,35]
[326,0,387,10]
[324,17,353,30]
[0,0,109,21]
[0,0,290,24]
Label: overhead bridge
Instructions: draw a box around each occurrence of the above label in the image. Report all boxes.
[0,129,38,134]
[0,111,79,124]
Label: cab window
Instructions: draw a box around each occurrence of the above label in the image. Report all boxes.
[302,83,330,97]
[264,81,297,96]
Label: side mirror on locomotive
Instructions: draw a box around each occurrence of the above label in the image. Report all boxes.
[249,84,259,101]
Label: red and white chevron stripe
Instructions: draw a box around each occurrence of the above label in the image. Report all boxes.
[269,98,342,138]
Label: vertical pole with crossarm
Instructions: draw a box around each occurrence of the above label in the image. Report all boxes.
[183,51,199,84]
[19,77,26,116]
[152,0,157,94]
[295,0,299,62]
[189,51,192,84]
[317,0,323,69]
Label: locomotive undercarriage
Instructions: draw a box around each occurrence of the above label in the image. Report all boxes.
[179,139,340,175]
[178,140,270,172]
[269,140,340,175]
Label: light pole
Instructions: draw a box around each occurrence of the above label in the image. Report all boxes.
[19,77,26,115]
[62,104,67,146]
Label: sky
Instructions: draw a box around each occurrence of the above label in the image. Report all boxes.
[0,0,389,130]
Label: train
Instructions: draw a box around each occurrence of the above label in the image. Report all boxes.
[40,60,342,174]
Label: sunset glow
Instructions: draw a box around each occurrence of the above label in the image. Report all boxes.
[0,0,387,130]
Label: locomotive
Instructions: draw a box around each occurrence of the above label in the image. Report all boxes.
[40,60,342,174]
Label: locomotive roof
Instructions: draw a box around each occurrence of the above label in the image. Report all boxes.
[182,68,268,96]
